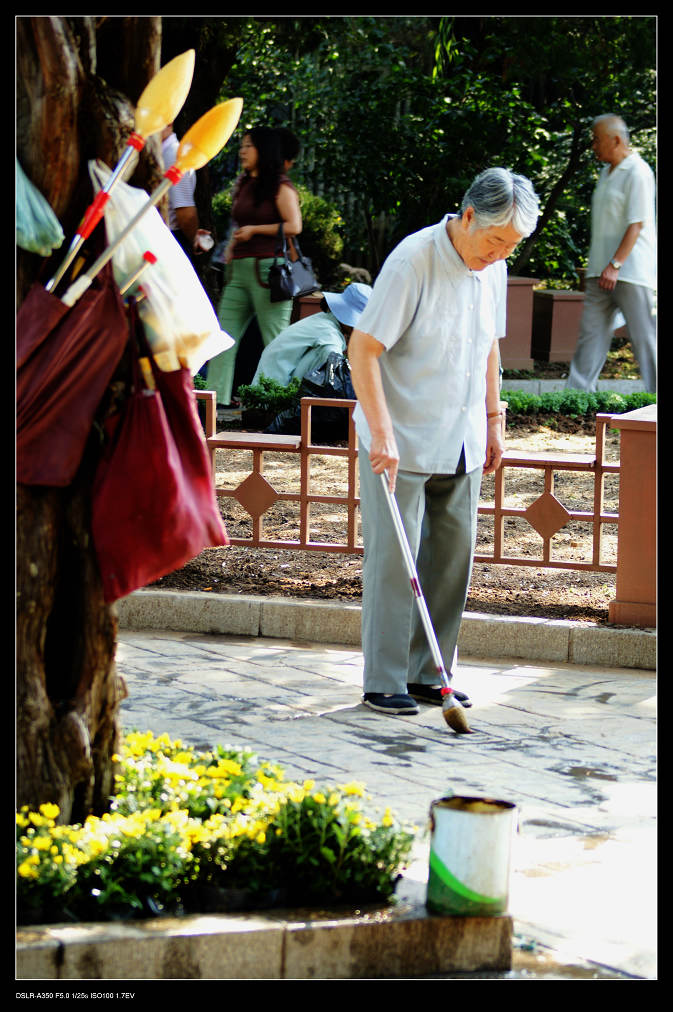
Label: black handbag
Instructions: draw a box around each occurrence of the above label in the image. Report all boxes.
[267,225,320,303]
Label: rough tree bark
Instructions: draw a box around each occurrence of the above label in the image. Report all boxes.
[16,16,163,824]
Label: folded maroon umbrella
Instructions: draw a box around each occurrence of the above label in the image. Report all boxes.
[17,261,129,487]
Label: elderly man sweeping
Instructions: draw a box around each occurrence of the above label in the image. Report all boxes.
[349,167,540,716]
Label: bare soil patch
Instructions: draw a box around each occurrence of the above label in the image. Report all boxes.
[152,413,621,625]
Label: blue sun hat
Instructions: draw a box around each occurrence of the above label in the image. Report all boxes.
[323,282,372,328]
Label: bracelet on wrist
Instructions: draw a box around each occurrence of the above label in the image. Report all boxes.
[487,410,503,419]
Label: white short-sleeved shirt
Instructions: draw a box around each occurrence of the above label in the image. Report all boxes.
[161,132,196,232]
[586,151,656,290]
[353,214,507,475]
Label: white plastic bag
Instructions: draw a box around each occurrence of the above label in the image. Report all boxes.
[88,160,233,373]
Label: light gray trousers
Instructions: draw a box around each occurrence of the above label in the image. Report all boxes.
[359,442,482,695]
[567,278,656,393]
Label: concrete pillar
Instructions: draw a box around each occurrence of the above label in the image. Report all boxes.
[608,404,657,628]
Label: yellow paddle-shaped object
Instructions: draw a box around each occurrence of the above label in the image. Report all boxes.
[46,50,195,292]
[61,98,243,307]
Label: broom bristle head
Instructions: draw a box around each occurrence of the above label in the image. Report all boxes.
[442,696,473,734]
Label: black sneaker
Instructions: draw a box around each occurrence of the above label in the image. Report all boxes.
[363,692,420,715]
[407,683,472,708]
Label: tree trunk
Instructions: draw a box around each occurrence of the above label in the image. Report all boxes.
[16,16,162,823]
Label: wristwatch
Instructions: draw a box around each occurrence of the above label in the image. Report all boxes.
[610,259,622,270]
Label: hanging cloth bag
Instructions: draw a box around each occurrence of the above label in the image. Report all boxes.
[91,301,228,603]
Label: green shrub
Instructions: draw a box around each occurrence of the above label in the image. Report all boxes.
[237,375,302,414]
[17,732,415,924]
[503,388,655,419]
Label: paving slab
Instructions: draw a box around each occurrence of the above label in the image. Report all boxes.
[18,609,656,981]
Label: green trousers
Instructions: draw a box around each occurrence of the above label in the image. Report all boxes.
[207,257,294,405]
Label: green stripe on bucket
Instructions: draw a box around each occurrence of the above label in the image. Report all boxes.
[428,849,504,914]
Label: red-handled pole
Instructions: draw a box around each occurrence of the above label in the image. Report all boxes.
[379,470,472,733]
[45,133,147,293]
[118,250,158,297]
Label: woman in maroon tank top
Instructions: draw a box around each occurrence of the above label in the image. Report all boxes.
[206,127,303,406]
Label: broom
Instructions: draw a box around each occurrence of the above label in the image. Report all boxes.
[379,471,473,734]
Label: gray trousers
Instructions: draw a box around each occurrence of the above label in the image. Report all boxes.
[567,278,656,393]
[359,442,481,695]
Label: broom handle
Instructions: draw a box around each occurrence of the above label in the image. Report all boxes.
[379,471,452,688]
[60,177,174,307]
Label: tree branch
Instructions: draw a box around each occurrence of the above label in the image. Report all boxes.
[512,118,585,276]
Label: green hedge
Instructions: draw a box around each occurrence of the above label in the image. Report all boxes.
[503,389,656,418]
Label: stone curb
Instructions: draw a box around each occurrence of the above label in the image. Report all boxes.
[16,906,513,980]
[116,590,656,671]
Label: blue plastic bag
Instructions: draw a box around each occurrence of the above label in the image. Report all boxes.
[16,158,64,257]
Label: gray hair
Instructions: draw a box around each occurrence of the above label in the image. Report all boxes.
[461,167,540,238]
[593,114,630,144]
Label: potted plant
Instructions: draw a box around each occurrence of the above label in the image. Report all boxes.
[237,375,302,431]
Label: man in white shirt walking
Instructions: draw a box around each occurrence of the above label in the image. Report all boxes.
[567,115,656,393]
[349,167,540,716]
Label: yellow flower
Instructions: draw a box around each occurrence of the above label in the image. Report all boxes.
[341,782,366,797]
[312,792,326,805]
[39,803,60,821]
[205,767,231,781]
[18,860,39,879]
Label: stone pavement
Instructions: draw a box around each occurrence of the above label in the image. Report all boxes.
[109,594,656,980]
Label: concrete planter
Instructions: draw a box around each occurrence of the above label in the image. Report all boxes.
[502,276,539,370]
[531,289,585,363]
[291,293,324,324]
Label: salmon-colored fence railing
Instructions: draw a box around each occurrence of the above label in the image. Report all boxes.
[197,393,619,573]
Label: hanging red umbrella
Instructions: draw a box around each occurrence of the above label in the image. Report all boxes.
[17,51,197,487]
[17,256,129,487]
[17,97,243,487]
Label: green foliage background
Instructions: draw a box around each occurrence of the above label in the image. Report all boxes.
[199,16,655,284]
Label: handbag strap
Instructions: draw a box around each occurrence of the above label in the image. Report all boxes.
[274,223,289,260]
[275,222,307,265]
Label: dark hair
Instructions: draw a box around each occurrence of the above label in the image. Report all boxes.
[245,126,283,205]
[276,127,301,164]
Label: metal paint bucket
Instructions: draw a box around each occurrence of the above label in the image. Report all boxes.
[426,795,517,916]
